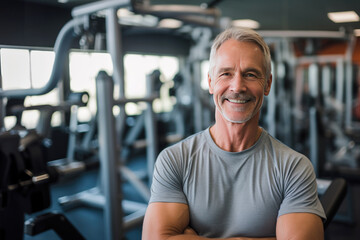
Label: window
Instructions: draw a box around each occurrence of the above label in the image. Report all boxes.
[0,48,57,130]
[123,54,179,114]
[69,51,113,122]
[1,47,180,130]
[69,52,179,118]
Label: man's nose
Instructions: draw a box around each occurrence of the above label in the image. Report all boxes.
[229,74,246,92]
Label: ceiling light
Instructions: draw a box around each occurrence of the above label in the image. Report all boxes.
[117,8,134,17]
[117,8,158,27]
[158,19,183,29]
[328,11,360,23]
[232,19,260,29]
[354,29,360,36]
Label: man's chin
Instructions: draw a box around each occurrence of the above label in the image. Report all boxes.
[221,112,251,124]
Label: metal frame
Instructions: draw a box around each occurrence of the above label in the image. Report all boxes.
[0,19,79,98]
[0,1,223,239]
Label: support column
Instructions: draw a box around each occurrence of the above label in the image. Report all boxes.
[96,71,123,240]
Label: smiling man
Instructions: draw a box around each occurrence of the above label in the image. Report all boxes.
[142,28,325,240]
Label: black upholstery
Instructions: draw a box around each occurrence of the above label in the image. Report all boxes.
[318,178,347,229]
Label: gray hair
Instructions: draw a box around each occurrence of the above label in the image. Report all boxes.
[208,28,271,80]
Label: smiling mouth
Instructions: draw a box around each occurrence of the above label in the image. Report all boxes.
[226,98,251,104]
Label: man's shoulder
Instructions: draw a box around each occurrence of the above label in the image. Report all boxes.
[262,131,310,168]
[159,129,209,157]
[165,129,208,150]
[265,132,305,156]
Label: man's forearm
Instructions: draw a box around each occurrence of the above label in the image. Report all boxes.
[164,229,276,240]
[166,235,276,240]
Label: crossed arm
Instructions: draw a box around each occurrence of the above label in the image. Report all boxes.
[142,202,324,240]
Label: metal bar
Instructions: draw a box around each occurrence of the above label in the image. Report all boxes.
[123,208,147,231]
[120,166,150,202]
[266,61,276,136]
[144,72,158,186]
[309,63,319,98]
[134,4,220,27]
[135,4,221,17]
[321,65,332,97]
[123,200,148,213]
[123,113,145,147]
[345,35,356,129]
[113,95,158,105]
[193,61,203,132]
[66,105,79,162]
[0,19,79,98]
[0,49,5,130]
[72,0,131,17]
[106,7,127,146]
[309,107,319,177]
[336,59,345,125]
[259,30,346,39]
[96,71,123,240]
[0,45,53,51]
[296,55,345,65]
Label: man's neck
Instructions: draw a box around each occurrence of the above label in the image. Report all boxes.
[209,114,262,152]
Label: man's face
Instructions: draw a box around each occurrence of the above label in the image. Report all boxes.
[208,39,272,124]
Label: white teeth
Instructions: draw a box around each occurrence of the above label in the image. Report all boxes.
[228,99,248,103]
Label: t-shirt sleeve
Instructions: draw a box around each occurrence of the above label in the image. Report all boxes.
[149,148,188,204]
[278,156,326,220]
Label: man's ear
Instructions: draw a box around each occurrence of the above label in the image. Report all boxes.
[208,73,214,94]
[264,74,272,96]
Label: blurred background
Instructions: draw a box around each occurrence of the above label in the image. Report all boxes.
[0,0,360,239]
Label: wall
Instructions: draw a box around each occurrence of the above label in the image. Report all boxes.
[0,1,72,47]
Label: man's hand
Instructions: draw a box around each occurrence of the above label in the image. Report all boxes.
[184,227,198,236]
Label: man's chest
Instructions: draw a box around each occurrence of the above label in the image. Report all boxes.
[182,159,282,238]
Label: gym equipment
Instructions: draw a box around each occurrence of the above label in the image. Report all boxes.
[25,212,85,240]
[57,70,159,239]
[4,97,26,130]
[121,70,162,162]
[258,31,359,227]
[60,1,223,239]
[0,130,86,240]
[7,91,89,139]
[0,19,79,100]
[317,178,347,229]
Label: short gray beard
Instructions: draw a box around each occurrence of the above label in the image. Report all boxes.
[217,98,263,124]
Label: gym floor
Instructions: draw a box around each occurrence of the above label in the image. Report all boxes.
[24,156,146,240]
[23,156,360,240]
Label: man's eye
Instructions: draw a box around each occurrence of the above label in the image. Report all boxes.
[244,73,259,80]
[220,72,231,77]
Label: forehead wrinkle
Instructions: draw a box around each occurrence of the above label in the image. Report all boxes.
[217,67,235,73]
[212,40,267,78]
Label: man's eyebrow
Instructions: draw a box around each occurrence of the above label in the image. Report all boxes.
[216,67,235,73]
[216,67,264,76]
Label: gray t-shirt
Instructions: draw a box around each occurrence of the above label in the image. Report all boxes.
[150,128,326,238]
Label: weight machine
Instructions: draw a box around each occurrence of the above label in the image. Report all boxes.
[0,0,224,239]
[259,30,357,225]
[1,0,350,239]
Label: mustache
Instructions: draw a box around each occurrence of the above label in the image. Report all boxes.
[221,93,255,101]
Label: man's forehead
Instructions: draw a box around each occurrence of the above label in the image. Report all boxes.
[218,39,260,50]
[213,40,265,71]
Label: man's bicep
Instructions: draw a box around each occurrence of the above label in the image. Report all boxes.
[142,202,190,240]
[276,213,324,240]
